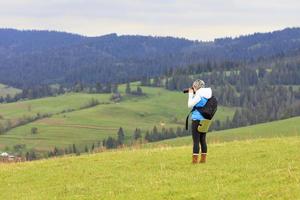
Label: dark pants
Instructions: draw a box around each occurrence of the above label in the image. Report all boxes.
[192,120,207,154]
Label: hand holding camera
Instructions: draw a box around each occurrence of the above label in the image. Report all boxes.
[183,87,195,94]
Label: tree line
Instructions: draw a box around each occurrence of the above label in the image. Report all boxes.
[163,60,300,128]
[2,28,300,88]
[0,82,145,104]
[10,125,191,161]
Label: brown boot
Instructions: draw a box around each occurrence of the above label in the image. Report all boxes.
[192,154,198,164]
[199,153,207,163]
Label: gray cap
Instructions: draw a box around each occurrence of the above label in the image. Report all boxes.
[192,79,205,90]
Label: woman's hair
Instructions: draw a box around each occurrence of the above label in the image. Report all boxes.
[193,79,205,90]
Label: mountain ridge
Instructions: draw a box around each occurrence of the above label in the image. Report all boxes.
[0,27,300,87]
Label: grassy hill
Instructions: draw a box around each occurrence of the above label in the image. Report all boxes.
[0,136,299,199]
[0,92,111,121]
[0,84,234,153]
[148,116,300,147]
[0,83,21,97]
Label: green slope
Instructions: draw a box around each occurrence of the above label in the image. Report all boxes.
[0,92,111,121]
[148,116,300,147]
[0,137,299,199]
[0,83,21,97]
[146,117,300,147]
[0,85,234,152]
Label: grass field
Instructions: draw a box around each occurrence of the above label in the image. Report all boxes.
[0,84,234,152]
[0,83,21,98]
[0,136,299,200]
[148,116,300,147]
[0,92,112,121]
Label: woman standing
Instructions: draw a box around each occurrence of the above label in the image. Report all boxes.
[188,80,212,164]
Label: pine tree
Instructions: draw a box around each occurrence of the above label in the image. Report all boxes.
[125,82,131,94]
[117,127,125,145]
[72,144,77,154]
[133,128,142,140]
[58,85,64,94]
[53,146,59,156]
[144,131,150,142]
[85,145,89,153]
[25,152,30,161]
[136,86,143,96]
[106,137,117,149]
[96,83,102,93]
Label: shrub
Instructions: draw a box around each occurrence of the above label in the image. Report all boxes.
[31,127,38,134]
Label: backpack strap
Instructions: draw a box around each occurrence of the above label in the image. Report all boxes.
[185,107,196,130]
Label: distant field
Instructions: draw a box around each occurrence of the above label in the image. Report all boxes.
[0,84,234,152]
[0,92,111,121]
[0,83,21,97]
[0,136,299,199]
[148,116,300,147]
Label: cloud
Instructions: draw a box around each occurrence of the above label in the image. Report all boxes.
[0,0,299,40]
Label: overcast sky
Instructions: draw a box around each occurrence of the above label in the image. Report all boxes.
[0,0,299,41]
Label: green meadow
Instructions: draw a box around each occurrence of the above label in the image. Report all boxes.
[0,83,21,97]
[0,93,111,121]
[0,136,299,200]
[1,85,299,199]
[148,116,300,147]
[0,84,234,152]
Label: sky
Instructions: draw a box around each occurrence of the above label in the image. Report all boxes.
[0,0,299,41]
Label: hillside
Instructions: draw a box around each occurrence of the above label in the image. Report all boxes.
[0,84,234,154]
[148,116,300,147]
[0,83,21,97]
[1,28,300,87]
[0,137,299,199]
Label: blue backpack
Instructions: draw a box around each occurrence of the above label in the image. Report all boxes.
[185,96,218,130]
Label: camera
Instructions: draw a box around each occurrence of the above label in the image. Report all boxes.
[183,87,195,94]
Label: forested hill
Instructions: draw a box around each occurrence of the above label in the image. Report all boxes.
[0,27,300,87]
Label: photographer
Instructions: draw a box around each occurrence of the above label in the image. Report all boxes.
[187,80,212,164]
